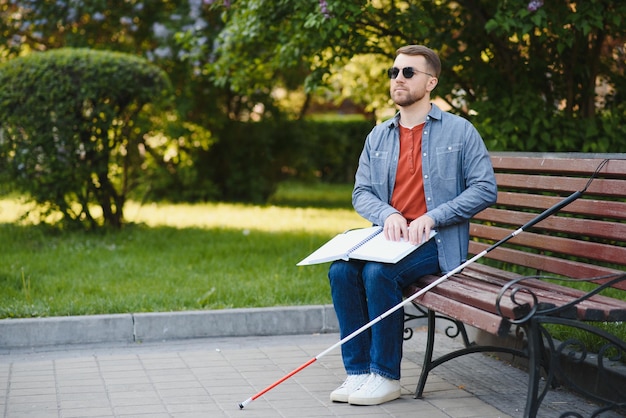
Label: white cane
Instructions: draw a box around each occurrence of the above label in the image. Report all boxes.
[238,166,604,410]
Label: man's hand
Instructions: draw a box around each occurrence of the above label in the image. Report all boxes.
[383,213,409,242]
[408,215,435,245]
[384,213,435,245]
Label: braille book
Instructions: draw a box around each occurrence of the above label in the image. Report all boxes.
[297,226,436,266]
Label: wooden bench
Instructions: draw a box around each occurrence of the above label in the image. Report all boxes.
[402,152,626,418]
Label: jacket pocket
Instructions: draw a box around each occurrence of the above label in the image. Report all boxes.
[370,150,388,185]
[435,144,462,180]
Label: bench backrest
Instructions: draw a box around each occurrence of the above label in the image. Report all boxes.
[469,153,626,290]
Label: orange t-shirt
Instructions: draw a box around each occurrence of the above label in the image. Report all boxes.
[391,123,427,222]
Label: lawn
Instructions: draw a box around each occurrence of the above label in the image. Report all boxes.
[2,182,624,353]
[0,183,370,318]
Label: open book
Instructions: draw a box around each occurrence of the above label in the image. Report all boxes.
[297,226,437,266]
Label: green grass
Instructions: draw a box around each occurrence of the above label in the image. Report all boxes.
[2,181,625,354]
[0,183,370,318]
[267,180,355,209]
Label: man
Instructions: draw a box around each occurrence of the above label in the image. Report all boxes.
[328,45,497,406]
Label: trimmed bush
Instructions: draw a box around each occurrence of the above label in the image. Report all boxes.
[0,48,172,229]
[201,118,373,203]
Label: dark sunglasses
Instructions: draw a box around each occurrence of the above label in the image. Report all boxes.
[387,66,433,79]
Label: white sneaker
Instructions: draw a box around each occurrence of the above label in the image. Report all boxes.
[330,374,370,403]
[348,373,401,405]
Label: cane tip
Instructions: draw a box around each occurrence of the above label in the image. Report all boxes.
[238,403,244,410]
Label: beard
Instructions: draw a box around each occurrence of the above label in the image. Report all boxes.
[391,88,425,107]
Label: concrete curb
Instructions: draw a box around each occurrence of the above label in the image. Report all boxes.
[0,305,339,349]
[0,314,134,348]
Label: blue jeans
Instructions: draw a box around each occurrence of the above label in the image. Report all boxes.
[328,239,440,380]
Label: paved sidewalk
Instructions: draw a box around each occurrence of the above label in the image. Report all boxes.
[0,329,614,418]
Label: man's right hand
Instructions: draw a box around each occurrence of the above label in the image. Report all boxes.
[383,213,409,242]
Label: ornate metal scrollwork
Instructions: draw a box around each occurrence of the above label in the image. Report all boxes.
[403,303,471,346]
[496,275,541,324]
[403,303,428,341]
[538,319,626,417]
[557,338,588,364]
[495,273,626,416]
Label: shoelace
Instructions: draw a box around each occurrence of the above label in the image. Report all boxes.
[342,374,366,389]
[357,373,385,393]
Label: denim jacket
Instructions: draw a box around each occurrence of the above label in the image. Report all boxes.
[352,103,497,273]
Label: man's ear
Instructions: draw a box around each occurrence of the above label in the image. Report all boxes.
[427,76,438,92]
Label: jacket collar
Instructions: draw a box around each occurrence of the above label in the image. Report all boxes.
[388,102,442,129]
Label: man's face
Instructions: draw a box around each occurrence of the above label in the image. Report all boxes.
[389,54,437,107]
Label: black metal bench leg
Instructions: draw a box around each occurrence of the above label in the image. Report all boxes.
[525,320,543,418]
[414,309,436,398]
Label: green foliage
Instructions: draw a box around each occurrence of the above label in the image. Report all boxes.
[0,48,172,229]
[206,0,626,152]
[0,0,230,136]
[127,117,371,204]
[546,322,626,361]
[294,119,374,183]
[478,0,626,151]
[206,0,394,99]
[2,0,626,212]
[196,118,372,203]
[133,115,221,203]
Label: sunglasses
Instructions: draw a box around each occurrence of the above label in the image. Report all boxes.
[387,66,434,79]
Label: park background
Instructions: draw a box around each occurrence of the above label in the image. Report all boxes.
[0,0,625,321]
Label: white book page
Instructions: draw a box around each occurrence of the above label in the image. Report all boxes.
[296,227,381,266]
[350,230,437,263]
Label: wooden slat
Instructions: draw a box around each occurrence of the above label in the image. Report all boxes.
[494,173,626,196]
[407,286,511,336]
[408,272,626,323]
[473,207,626,242]
[490,155,626,177]
[447,276,616,321]
[468,241,625,286]
[412,276,523,319]
[470,223,626,265]
[465,264,626,307]
[496,276,626,312]
[495,191,626,220]
[463,262,521,282]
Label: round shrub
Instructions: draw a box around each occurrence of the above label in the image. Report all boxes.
[0,48,172,228]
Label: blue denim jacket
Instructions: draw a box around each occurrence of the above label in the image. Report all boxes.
[352,103,497,273]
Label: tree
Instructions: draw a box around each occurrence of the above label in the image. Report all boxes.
[204,0,626,152]
[483,0,626,151]
[0,0,223,124]
[0,0,233,202]
[2,0,624,210]
[0,48,172,229]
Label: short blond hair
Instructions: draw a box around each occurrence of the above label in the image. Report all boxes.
[396,45,441,77]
